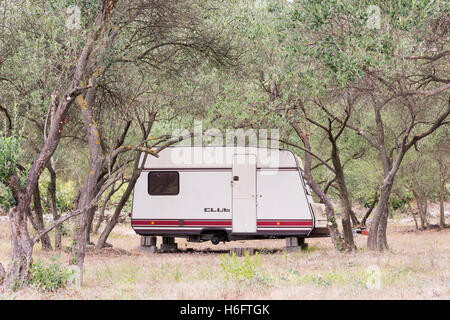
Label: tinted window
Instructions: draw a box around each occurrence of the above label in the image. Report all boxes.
[148,171,179,195]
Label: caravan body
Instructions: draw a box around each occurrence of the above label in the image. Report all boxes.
[131,146,328,243]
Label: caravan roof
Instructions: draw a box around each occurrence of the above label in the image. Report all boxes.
[140,146,304,170]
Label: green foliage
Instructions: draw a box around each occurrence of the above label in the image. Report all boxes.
[55,180,76,212]
[0,133,25,210]
[38,174,76,213]
[0,133,23,185]
[0,185,15,212]
[390,197,406,211]
[220,251,260,282]
[29,255,73,292]
[328,217,338,229]
[108,182,132,212]
[287,0,448,88]
[59,223,70,237]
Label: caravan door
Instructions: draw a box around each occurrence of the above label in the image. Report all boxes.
[232,154,257,233]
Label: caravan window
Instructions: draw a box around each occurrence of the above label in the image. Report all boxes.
[148,171,179,196]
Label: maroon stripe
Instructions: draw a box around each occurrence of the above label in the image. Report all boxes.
[132,219,312,227]
[184,220,232,226]
[258,221,313,227]
[132,220,179,226]
[131,220,232,227]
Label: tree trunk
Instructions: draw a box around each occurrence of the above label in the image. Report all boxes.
[329,136,356,251]
[94,202,108,235]
[5,205,34,289]
[3,3,112,289]
[423,197,430,228]
[96,154,142,249]
[70,160,102,274]
[364,94,449,250]
[439,175,446,228]
[413,190,426,230]
[360,191,378,227]
[349,210,360,226]
[32,185,52,251]
[290,119,345,251]
[304,165,345,251]
[94,181,120,235]
[47,163,61,249]
[438,157,446,228]
[367,181,393,251]
[85,206,97,245]
[96,187,131,249]
[0,262,5,285]
[406,200,419,230]
[69,84,103,276]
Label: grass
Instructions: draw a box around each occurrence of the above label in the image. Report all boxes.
[0,218,449,299]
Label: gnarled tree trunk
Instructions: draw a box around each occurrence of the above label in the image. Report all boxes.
[329,136,356,251]
[5,205,34,289]
[367,180,393,251]
[3,1,116,289]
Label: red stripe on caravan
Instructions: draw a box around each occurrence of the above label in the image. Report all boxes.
[257,220,313,227]
[131,220,232,227]
[184,220,232,226]
[132,219,313,227]
[132,220,180,226]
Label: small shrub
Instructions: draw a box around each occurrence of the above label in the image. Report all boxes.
[220,251,260,282]
[29,255,73,292]
[173,268,182,282]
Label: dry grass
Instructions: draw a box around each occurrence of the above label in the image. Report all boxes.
[0,218,449,300]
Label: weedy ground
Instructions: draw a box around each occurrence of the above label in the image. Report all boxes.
[0,218,448,299]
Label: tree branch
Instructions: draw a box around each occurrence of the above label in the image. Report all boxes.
[268,137,336,173]
[405,96,450,150]
[31,174,118,243]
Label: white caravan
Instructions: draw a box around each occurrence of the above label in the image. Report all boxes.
[131,146,329,244]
